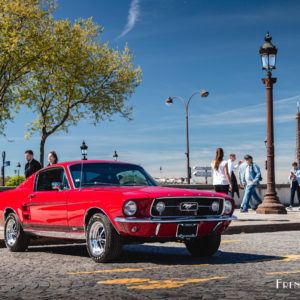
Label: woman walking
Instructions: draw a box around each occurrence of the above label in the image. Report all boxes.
[211,148,232,194]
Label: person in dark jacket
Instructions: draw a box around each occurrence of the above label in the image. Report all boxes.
[24,150,42,178]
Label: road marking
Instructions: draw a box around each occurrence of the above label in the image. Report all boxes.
[221,240,242,244]
[66,264,210,275]
[98,276,228,290]
[267,270,300,275]
[273,255,300,262]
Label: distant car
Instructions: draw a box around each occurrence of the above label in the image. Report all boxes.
[0,161,236,262]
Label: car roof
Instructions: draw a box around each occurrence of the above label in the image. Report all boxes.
[46,160,138,168]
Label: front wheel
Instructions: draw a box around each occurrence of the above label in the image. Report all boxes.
[185,234,221,257]
[4,213,29,252]
[86,213,122,263]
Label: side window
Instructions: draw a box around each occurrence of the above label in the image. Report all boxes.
[36,168,68,191]
[63,174,70,189]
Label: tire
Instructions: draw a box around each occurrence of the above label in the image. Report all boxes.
[86,213,122,263]
[4,213,29,252]
[185,234,221,257]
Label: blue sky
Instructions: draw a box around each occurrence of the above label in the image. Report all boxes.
[2,0,300,183]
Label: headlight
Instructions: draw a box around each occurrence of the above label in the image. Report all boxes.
[211,201,220,212]
[224,200,232,215]
[123,200,137,216]
[156,201,165,213]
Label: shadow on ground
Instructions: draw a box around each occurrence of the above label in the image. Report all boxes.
[23,243,281,266]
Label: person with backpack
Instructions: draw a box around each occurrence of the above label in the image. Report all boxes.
[240,154,262,212]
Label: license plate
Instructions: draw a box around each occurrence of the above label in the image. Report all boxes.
[176,224,198,238]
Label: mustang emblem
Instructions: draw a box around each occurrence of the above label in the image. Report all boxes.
[180,202,198,211]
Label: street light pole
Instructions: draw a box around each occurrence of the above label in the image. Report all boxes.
[16,162,21,185]
[165,90,209,184]
[256,32,286,214]
[1,151,5,186]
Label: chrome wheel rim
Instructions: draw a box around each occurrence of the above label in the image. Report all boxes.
[6,218,17,247]
[89,221,106,256]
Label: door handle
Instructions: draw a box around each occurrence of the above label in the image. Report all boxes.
[29,194,36,199]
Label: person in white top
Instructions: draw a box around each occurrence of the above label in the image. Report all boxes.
[227,154,242,177]
[211,148,232,195]
[227,153,242,198]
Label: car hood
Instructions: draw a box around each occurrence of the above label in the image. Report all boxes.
[87,185,223,199]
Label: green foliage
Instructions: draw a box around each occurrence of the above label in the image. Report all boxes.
[5,175,25,186]
[0,0,55,134]
[13,11,141,165]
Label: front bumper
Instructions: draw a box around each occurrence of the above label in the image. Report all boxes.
[114,216,237,238]
[114,216,236,223]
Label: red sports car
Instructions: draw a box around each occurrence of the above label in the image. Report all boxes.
[0,160,236,262]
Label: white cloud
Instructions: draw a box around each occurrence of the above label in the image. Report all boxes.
[117,0,140,39]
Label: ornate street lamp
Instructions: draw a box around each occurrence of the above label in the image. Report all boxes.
[80,141,88,160]
[256,32,286,214]
[165,90,209,184]
[113,150,118,161]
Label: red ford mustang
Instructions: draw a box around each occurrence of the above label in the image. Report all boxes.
[0,160,236,262]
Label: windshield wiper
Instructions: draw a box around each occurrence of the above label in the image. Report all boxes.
[122,183,144,186]
[82,182,119,186]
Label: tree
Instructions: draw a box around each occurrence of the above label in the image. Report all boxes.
[16,18,142,166]
[0,0,55,134]
[5,175,25,186]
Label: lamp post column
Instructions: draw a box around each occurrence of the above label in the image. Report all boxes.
[256,71,286,214]
[1,151,5,186]
[185,107,190,184]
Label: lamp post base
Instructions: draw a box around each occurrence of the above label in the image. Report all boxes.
[256,194,287,214]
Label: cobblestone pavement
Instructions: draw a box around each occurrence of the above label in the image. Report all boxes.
[1,231,300,299]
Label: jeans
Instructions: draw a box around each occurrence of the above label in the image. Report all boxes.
[290,181,300,206]
[242,184,262,212]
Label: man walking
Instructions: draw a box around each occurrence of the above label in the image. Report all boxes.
[227,153,242,198]
[24,150,41,179]
[288,162,300,209]
[241,154,262,212]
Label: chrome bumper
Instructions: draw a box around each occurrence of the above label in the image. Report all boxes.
[114,216,237,224]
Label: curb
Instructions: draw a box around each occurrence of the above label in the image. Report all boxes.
[224,222,300,234]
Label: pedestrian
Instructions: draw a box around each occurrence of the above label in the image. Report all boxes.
[287,162,300,210]
[238,155,256,210]
[48,151,58,166]
[227,153,242,198]
[240,154,262,212]
[24,150,42,179]
[211,148,232,194]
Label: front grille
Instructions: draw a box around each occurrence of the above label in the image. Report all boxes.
[151,197,224,217]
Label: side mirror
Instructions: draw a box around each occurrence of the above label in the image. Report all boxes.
[52,182,63,191]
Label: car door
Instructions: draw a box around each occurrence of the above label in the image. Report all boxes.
[23,167,70,231]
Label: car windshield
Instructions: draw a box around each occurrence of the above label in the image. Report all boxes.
[69,162,158,188]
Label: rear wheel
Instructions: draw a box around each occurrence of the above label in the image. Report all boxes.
[185,234,221,257]
[86,213,122,263]
[4,213,29,252]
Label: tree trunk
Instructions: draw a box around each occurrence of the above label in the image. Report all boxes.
[39,135,47,167]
